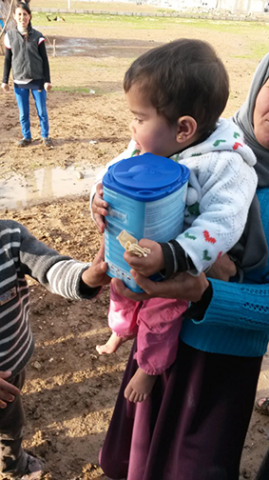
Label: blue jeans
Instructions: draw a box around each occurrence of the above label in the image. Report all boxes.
[14,87,49,139]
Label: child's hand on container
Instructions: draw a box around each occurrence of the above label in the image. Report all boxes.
[124,239,165,277]
[92,183,109,233]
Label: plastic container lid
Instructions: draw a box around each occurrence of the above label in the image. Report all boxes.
[103,153,190,202]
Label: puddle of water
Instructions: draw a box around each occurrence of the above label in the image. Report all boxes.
[0,165,103,211]
[45,36,161,58]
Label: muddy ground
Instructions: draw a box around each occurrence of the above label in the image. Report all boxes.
[1,6,269,479]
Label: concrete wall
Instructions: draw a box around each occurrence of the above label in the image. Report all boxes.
[155,0,266,12]
[218,0,265,13]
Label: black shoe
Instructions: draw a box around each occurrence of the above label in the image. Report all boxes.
[43,138,53,148]
[18,138,32,147]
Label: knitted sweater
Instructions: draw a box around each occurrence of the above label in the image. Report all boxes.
[169,118,257,273]
[0,220,99,375]
[180,186,269,357]
[91,119,258,274]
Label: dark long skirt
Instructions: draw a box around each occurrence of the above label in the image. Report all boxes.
[256,449,269,480]
[100,339,262,480]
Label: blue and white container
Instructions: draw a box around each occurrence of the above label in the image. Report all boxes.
[103,153,189,292]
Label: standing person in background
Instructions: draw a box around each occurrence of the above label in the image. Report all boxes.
[98,52,269,480]
[1,2,53,148]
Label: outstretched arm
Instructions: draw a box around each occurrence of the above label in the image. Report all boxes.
[18,223,109,300]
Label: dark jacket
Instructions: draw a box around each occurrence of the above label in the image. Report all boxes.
[7,27,45,80]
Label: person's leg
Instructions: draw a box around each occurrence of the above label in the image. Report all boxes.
[31,89,49,139]
[0,369,26,475]
[14,87,31,140]
[96,283,140,355]
[124,298,188,403]
[0,369,43,478]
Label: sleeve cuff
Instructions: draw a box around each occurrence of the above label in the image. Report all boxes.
[183,282,213,321]
[159,240,193,278]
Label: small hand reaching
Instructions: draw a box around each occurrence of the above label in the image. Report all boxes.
[0,371,20,409]
[92,183,109,233]
[81,240,110,288]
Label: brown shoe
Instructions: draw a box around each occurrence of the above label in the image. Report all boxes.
[18,138,32,147]
[43,138,53,148]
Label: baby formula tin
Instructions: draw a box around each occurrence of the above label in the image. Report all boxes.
[103,153,189,292]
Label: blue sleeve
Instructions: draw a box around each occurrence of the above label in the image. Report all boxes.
[194,277,269,331]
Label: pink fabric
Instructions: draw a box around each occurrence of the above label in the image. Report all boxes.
[109,283,141,337]
[109,283,189,375]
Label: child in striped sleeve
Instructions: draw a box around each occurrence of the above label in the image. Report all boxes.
[0,220,109,479]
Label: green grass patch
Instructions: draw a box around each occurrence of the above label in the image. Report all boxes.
[251,43,269,59]
[53,85,119,95]
[230,42,269,61]
[53,86,91,93]
[32,11,269,35]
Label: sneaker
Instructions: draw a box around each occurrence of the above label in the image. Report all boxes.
[19,453,44,480]
[18,138,32,147]
[43,138,53,148]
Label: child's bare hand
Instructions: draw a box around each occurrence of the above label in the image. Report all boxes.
[81,240,111,288]
[124,239,165,277]
[92,183,108,233]
[0,371,20,409]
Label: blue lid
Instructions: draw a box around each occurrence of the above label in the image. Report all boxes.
[103,153,189,202]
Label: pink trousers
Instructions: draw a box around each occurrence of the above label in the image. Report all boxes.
[109,283,189,375]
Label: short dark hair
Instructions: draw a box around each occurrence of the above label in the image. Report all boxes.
[123,39,229,135]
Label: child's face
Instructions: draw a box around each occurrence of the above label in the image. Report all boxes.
[125,84,179,157]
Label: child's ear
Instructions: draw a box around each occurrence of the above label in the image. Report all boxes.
[176,116,198,144]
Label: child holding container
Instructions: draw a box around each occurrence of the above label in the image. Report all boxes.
[91,39,266,403]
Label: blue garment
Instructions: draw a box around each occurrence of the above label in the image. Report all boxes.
[180,186,269,357]
[14,87,49,139]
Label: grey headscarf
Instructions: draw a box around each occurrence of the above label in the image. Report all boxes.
[230,53,269,273]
